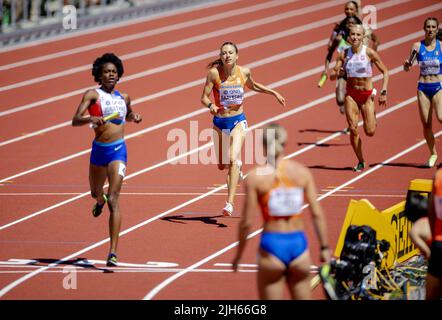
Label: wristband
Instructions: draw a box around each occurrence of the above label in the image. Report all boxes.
[207,103,213,109]
[320,245,329,250]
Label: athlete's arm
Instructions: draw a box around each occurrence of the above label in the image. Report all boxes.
[244,67,286,106]
[370,31,380,51]
[304,167,330,262]
[72,89,102,127]
[330,51,345,81]
[201,69,219,114]
[409,217,432,259]
[368,48,389,107]
[403,42,420,72]
[124,94,142,123]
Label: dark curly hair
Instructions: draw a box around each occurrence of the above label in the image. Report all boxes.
[92,53,124,84]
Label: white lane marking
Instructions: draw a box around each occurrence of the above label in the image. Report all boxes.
[0,0,414,99]
[0,0,298,70]
[0,0,344,90]
[0,23,427,147]
[0,0,241,53]
[0,96,425,298]
[0,67,413,229]
[0,29,423,180]
[143,130,442,300]
[0,192,404,197]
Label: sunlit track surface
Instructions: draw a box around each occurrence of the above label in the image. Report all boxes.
[0,0,441,300]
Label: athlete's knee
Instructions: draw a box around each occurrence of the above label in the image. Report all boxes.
[229,158,242,169]
[336,94,345,106]
[422,121,432,130]
[348,125,359,136]
[107,192,120,210]
[365,126,376,137]
[90,190,102,200]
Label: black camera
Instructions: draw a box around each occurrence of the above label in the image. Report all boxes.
[329,225,383,298]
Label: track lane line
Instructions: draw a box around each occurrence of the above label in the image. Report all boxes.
[0,0,241,54]
[0,0,347,91]
[0,0,299,71]
[0,0,413,99]
[0,56,420,184]
[0,91,416,232]
[143,130,442,300]
[0,103,435,298]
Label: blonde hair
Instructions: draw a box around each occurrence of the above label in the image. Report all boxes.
[263,123,287,167]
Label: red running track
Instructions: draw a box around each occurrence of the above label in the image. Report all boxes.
[0,0,441,300]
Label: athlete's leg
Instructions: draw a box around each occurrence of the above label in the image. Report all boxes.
[257,249,287,300]
[360,95,376,137]
[287,250,312,300]
[418,90,436,158]
[336,78,346,114]
[106,160,125,255]
[213,125,229,170]
[432,90,442,123]
[89,163,107,204]
[345,95,364,164]
[226,123,246,206]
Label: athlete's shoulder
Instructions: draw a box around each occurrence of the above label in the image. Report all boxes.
[284,160,311,183]
[207,67,220,80]
[238,65,250,77]
[83,88,99,100]
[119,92,130,103]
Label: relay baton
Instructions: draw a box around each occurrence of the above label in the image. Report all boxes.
[89,112,119,128]
[408,49,417,65]
[317,74,327,88]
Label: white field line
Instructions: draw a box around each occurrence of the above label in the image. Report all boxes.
[142,130,442,300]
[0,3,430,144]
[0,61,414,185]
[0,55,409,186]
[0,0,413,97]
[0,23,425,148]
[0,192,404,197]
[0,269,257,274]
[0,0,241,54]
[0,91,415,232]
[0,95,428,298]
[0,0,346,89]
[0,0,298,70]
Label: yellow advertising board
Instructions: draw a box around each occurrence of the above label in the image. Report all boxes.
[334,179,432,268]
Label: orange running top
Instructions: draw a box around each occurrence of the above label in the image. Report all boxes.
[212,65,246,109]
[258,160,304,222]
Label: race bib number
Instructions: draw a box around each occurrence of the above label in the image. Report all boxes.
[420,59,440,75]
[268,187,304,217]
[220,84,244,107]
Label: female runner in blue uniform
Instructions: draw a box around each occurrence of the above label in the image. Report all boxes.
[404,17,442,168]
[72,53,142,266]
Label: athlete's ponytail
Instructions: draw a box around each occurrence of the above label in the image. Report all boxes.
[263,123,287,167]
[207,41,239,69]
